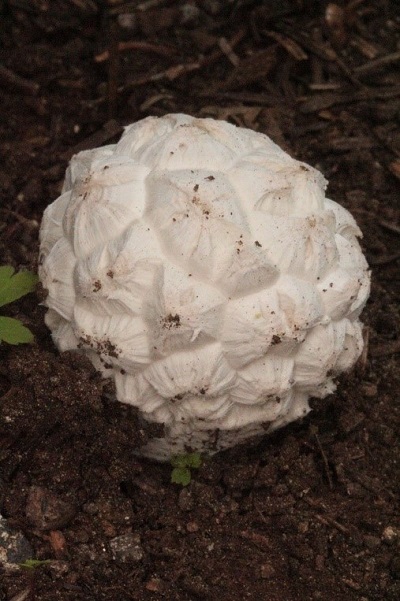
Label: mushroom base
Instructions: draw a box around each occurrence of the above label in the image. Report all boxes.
[134,396,312,461]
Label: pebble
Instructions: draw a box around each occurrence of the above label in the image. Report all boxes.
[0,514,33,568]
[178,487,194,511]
[25,486,76,531]
[383,526,399,545]
[260,562,276,579]
[145,578,165,593]
[362,383,378,397]
[109,533,144,562]
[364,535,381,549]
[297,521,309,534]
[186,521,199,533]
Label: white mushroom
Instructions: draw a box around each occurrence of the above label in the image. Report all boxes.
[39,114,370,460]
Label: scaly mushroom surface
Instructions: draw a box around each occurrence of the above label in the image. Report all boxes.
[39,114,370,460]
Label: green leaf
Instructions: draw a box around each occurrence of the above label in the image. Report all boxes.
[0,316,34,344]
[19,559,51,570]
[171,455,187,469]
[171,467,192,486]
[0,266,38,308]
[185,452,202,469]
[170,453,202,486]
[171,452,202,469]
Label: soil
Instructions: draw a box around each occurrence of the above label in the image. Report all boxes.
[0,1,399,600]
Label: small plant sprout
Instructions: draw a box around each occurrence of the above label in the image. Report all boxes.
[0,266,38,344]
[19,558,51,570]
[171,452,202,486]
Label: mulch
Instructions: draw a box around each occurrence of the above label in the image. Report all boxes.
[0,1,399,599]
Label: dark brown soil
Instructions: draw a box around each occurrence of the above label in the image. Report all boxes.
[0,1,399,600]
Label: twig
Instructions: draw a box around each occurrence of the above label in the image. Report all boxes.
[315,514,349,534]
[139,93,174,112]
[368,252,400,266]
[0,208,39,229]
[342,578,361,591]
[276,25,361,86]
[218,37,240,66]
[310,27,324,85]
[240,530,272,550]
[299,85,400,113]
[357,326,370,374]
[370,339,400,357]
[315,433,334,490]
[95,41,177,63]
[263,30,308,61]
[107,19,119,119]
[350,35,379,60]
[354,50,400,76]
[0,64,40,96]
[308,83,342,91]
[122,28,246,88]
[379,220,400,235]
[137,0,167,9]
[198,90,283,105]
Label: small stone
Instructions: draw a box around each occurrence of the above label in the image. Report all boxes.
[383,526,399,545]
[315,554,325,571]
[297,521,309,534]
[26,486,76,531]
[145,578,165,593]
[364,535,381,549]
[48,560,70,577]
[109,533,143,562]
[186,521,199,533]
[362,383,378,397]
[101,520,117,538]
[117,13,137,30]
[0,515,33,568]
[260,562,275,579]
[178,487,194,511]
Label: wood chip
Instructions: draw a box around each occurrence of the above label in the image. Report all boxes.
[316,514,349,534]
[123,28,246,89]
[264,30,308,61]
[350,34,380,59]
[95,40,177,62]
[368,252,400,267]
[328,136,375,151]
[354,50,400,76]
[389,159,400,179]
[0,64,40,96]
[139,93,174,111]
[218,37,240,66]
[310,27,324,84]
[220,47,277,90]
[299,86,400,113]
[9,590,31,601]
[379,219,400,235]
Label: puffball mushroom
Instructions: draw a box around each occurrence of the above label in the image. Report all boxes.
[39,114,370,461]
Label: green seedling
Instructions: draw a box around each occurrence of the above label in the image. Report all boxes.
[0,266,38,344]
[18,558,51,570]
[171,452,202,486]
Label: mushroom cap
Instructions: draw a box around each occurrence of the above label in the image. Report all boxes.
[39,114,370,460]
